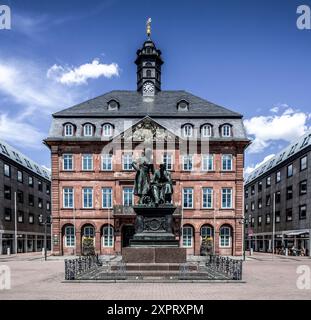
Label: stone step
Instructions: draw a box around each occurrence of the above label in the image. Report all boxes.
[111,263,198,271]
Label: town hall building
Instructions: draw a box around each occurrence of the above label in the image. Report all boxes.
[45,30,250,256]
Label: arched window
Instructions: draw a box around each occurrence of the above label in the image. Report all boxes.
[183,124,193,138]
[202,124,212,137]
[102,123,113,137]
[65,225,75,247]
[146,69,152,77]
[64,123,74,137]
[219,226,232,247]
[103,225,114,247]
[221,124,231,137]
[83,225,95,238]
[182,226,193,247]
[83,124,94,136]
[201,225,213,241]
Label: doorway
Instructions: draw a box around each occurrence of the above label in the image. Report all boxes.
[122,225,135,248]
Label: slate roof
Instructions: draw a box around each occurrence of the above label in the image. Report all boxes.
[0,139,51,181]
[53,90,243,118]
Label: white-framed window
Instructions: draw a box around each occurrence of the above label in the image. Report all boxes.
[83,226,95,238]
[201,225,213,241]
[183,188,193,209]
[222,154,233,171]
[202,124,212,137]
[202,154,214,171]
[63,187,74,208]
[64,124,74,136]
[63,154,73,171]
[182,155,193,171]
[182,226,193,247]
[102,154,113,171]
[103,226,114,247]
[202,187,213,209]
[222,188,233,209]
[163,153,173,171]
[103,124,113,137]
[82,154,93,171]
[65,226,75,247]
[82,188,93,208]
[102,187,113,208]
[123,187,134,206]
[183,124,193,137]
[123,154,133,171]
[83,124,93,136]
[219,226,232,247]
[221,124,231,137]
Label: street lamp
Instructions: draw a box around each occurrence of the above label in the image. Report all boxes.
[240,217,249,261]
[39,214,52,261]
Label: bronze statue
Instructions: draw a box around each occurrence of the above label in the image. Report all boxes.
[132,149,154,205]
[151,164,173,205]
[132,147,173,206]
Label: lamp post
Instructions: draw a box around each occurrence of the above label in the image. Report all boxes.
[240,217,248,261]
[39,214,52,261]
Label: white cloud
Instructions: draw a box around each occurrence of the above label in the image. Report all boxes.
[244,154,275,177]
[47,59,120,85]
[270,106,279,113]
[0,61,82,116]
[244,108,310,154]
[0,113,44,149]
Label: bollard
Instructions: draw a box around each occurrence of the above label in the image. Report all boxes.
[7,247,10,256]
[42,248,45,256]
[250,248,253,256]
[285,248,288,256]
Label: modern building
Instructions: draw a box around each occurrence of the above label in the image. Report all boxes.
[244,130,311,256]
[45,32,249,256]
[0,139,51,254]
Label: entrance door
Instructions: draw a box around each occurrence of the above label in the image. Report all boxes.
[122,225,135,248]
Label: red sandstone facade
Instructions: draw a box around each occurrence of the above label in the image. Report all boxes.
[47,138,247,256]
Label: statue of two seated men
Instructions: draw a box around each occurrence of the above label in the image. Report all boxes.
[132,149,173,206]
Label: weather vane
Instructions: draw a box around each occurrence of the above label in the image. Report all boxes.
[146,18,152,39]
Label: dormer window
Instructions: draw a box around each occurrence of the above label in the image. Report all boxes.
[182,124,193,138]
[102,123,113,137]
[108,100,119,111]
[221,124,232,137]
[83,123,94,137]
[177,100,189,112]
[64,123,74,137]
[201,124,213,138]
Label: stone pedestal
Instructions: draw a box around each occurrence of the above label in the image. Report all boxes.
[122,247,186,263]
[124,205,185,264]
[130,205,179,247]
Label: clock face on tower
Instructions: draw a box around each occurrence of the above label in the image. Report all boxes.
[143,82,155,96]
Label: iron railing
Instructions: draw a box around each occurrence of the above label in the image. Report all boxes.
[65,256,101,280]
[207,255,243,280]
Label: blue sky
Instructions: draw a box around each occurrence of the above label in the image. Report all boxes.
[0,0,311,173]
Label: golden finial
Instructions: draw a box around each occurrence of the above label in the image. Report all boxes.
[146,18,152,39]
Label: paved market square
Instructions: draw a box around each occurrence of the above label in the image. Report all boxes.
[0,252,310,300]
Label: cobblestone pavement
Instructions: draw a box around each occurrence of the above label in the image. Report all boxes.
[0,252,310,300]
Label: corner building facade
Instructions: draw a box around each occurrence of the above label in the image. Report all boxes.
[45,38,249,256]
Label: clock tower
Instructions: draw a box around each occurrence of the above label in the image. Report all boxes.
[135,20,163,95]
